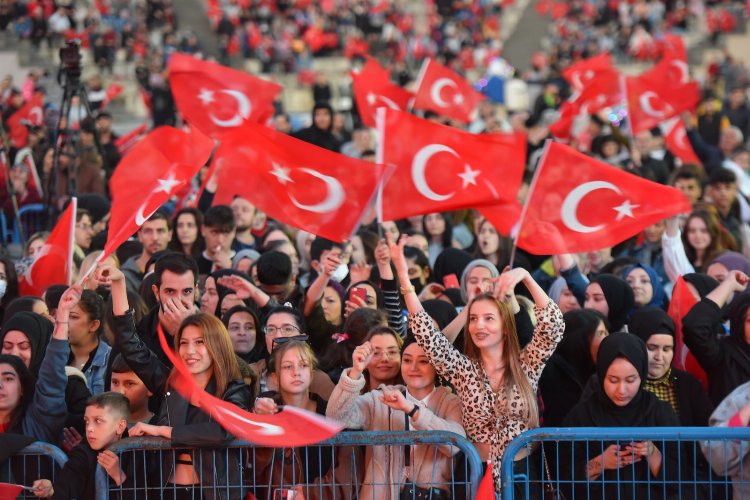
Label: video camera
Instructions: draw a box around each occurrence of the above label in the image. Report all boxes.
[58,39,82,83]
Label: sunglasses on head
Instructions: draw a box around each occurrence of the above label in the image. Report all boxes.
[271,334,310,350]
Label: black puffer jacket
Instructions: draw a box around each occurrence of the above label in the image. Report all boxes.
[113,311,254,499]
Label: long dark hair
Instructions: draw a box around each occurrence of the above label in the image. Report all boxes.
[0,354,35,431]
[169,208,204,259]
[422,212,453,248]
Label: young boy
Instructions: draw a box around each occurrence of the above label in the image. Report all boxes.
[33,392,130,499]
[109,354,155,425]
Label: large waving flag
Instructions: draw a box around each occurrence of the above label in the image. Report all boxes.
[19,198,75,296]
[104,127,214,258]
[211,121,388,242]
[378,108,525,221]
[412,59,485,123]
[168,53,282,137]
[352,57,413,128]
[157,322,342,446]
[515,142,691,254]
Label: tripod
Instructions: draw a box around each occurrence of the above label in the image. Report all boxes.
[45,39,104,223]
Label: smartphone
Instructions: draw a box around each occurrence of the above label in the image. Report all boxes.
[351,287,367,303]
[273,489,296,500]
[443,273,460,289]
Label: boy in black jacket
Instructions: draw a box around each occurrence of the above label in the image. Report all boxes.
[32,392,129,499]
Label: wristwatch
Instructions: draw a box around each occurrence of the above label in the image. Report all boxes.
[407,404,419,418]
[400,285,416,295]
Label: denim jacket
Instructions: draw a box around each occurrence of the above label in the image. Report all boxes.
[83,340,111,395]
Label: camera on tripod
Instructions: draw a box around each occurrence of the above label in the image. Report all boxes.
[59,39,82,83]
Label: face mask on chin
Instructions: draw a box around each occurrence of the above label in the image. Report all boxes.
[0,279,6,299]
[409,278,425,295]
[329,263,349,283]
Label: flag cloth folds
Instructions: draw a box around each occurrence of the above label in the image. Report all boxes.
[378,108,525,221]
[104,127,214,258]
[663,118,702,166]
[475,461,496,499]
[19,198,76,296]
[412,59,485,123]
[668,276,708,390]
[7,93,44,148]
[212,121,387,242]
[515,142,691,255]
[157,324,342,446]
[352,58,413,128]
[168,53,282,137]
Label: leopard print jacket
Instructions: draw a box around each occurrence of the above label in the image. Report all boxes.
[408,300,565,491]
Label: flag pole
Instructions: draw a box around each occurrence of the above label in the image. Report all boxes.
[408,59,429,113]
[375,107,387,238]
[68,197,77,286]
[508,139,552,268]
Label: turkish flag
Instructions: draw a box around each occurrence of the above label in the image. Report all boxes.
[352,58,413,127]
[668,276,708,391]
[562,53,617,91]
[114,122,149,156]
[157,321,342,446]
[663,118,702,166]
[550,72,621,138]
[15,148,43,198]
[6,93,44,148]
[378,108,526,221]
[412,59,485,123]
[0,483,24,499]
[625,72,700,134]
[104,127,214,258]
[19,198,75,296]
[101,82,124,109]
[211,121,387,242]
[515,142,691,255]
[475,461,496,499]
[168,53,282,137]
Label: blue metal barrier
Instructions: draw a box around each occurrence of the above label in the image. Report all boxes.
[95,430,482,499]
[501,427,750,499]
[1,441,68,499]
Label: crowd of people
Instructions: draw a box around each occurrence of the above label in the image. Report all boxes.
[0,0,750,498]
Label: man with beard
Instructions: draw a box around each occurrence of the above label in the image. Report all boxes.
[121,211,172,293]
[230,195,256,250]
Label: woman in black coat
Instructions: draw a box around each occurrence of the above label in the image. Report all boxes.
[99,264,254,499]
[562,332,681,499]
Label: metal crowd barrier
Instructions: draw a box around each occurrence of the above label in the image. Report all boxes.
[1,442,68,499]
[95,430,483,499]
[501,427,750,499]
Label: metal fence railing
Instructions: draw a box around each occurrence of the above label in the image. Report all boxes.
[500,427,750,499]
[2,441,69,499]
[95,430,483,499]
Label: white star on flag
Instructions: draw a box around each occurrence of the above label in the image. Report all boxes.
[457,164,481,188]
[270,163,293,184]
[453,93,464,105]
[198,88,215,105]
[156,173,181,194]
[366,92,376,105]
[613,199,639,220]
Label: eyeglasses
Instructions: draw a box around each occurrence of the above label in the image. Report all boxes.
[263,324,301,336]
[271,334,310,349]
[76,223,94,232]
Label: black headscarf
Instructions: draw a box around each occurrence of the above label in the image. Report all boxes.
[552,309,603,385]
[0,312,53,377]
[222,305,265,364]
[587,332,661,426]
[590,274,634,332]
[432,248,473,286]
[682,273,719,299]
[210,269,253,317]
[422,299,458,331]
[629,307,676,344]
[729,294,750,357]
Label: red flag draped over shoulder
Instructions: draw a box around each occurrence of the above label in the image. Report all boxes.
[19,198,76,296]
[157,323,342,446]
[168,53,282,137]
[378,108,525,221]
[104,127,214,258]
[411,59,485,123]
[352,58,413,128]
[515,142,691,255]
[211,121,387,242]
[668,276,708,390]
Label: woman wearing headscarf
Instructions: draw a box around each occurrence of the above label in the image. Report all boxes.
[585,274,635,332]
[562,333,681,499]
[629,307,723,499]
[623,263,667,311]
[539,309,609,427]
[706,251,750,283]
[0,311,90,434]
[683,269,750,405]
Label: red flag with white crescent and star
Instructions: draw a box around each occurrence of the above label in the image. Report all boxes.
[19,198,76,296]
[103,126,214,258]
[515,142,692,255]
[377,108,526,221]
[663,118,702,166]
[168,53,282,137]
[562,53,617,91]
[7,93,44,148]
[157,324,342,446]
[352,58,414,128]
[411,58,485,123]
[211,120,388,242]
